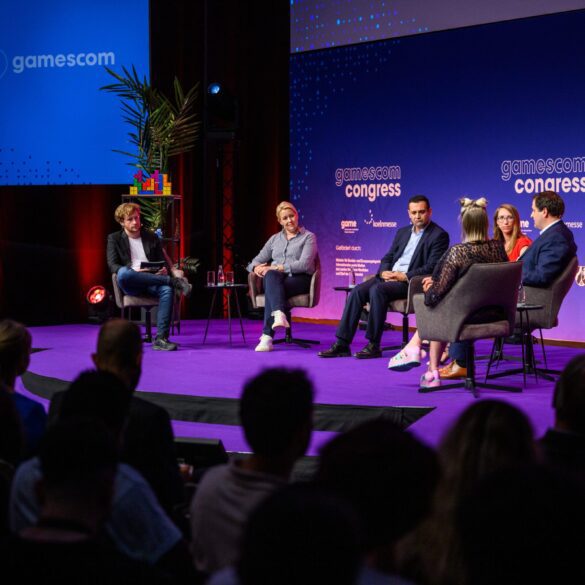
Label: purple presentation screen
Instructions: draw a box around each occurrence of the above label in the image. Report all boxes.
[290,10,585,342]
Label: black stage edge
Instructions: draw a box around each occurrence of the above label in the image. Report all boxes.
[23,371,433,433]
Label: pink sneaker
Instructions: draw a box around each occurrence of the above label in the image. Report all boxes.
[388,347,421,371]
[419,369,441,389]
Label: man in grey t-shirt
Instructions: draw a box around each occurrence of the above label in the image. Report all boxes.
[189,368,314,574]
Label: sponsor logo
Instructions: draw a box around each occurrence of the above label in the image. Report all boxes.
[364,209,398,229]
[341,219,359,234]
[565,221,583,229]
[576,266,585,287]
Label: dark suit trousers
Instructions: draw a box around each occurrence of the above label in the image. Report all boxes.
[336,277,408,345]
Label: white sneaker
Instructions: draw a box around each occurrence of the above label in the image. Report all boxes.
[271,310,290,330]
[255,334,273,352]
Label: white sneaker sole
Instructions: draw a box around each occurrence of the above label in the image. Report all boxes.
[255,343,273,352]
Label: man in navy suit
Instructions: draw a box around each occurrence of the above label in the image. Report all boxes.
[521,191,577,286]
[319,195,449,359]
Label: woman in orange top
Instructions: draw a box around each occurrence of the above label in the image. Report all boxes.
[493,203,532,261]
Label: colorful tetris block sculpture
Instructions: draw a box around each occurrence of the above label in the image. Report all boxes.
[129,170,172,195]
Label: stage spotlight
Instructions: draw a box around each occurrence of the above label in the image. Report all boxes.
[85,285,114,323]
[206,81,238,132]
[86,285,106,305]
[208,82,222,95]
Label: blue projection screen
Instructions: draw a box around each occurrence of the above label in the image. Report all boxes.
[290,10,585,342]
[0,0,149,186]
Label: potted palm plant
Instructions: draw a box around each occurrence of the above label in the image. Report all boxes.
[101,66,200,229]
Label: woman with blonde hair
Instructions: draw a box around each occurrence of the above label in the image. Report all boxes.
[247,201,318,352]
[418,198,508,388]
[493,203,532,261]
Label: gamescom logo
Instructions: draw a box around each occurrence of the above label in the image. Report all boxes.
[341,219,359,234]
[0,50,8,80]
[0,48,116,77]
[364,210,398,229]
[575,266,585,287]
[334,164,401,202]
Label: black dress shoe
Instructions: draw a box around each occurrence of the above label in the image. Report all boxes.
[354,342,382,359]
[318,342,351,358]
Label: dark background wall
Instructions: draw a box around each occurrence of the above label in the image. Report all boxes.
[0,0,289,325]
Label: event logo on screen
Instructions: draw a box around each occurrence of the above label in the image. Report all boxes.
[501,156,585,194]
[0,50,8,80]
[1,50,116,76]
[335,164,401,202]
[575,266,585,287]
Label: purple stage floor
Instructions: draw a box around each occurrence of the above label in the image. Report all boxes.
[18,319,582,456]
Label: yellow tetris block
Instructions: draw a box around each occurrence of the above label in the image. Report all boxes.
[163,187,171,195]
[130,186,138,194]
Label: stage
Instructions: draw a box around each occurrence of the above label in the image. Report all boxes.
[18,319,578,456]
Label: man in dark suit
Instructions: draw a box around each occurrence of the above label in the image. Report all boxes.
[521,190,577,286]
[48,319,185,517]
[107,202,191,351]
[319,195,449,359]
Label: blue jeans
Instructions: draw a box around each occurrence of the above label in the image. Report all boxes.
[261,271,312,336]
[117,267,174,339]
[449,341,471,367]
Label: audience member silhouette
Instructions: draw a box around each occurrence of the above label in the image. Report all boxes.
[190,367,314,574]
[316,418,439,585]
[539,353,585,479]
[397,399,537,585]
[10,370,197,582]
[0,320,46,457]
[2,416,170,584]
[458,465,585,585]
[209,484,364,585]
[0,389,23,537]
[49,319,184,516]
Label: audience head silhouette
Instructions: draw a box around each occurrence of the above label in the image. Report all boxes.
[238,483,363,585]
[0,320,31,387]
[239,367,314,462]
[92,319,142,391]
[317,419,439,555]
[552,353,585,433]
[59,370,132,439]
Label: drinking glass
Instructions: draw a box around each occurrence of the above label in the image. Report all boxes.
[225,271,235,286]
[518,284,526,305]
[207,271,216,287]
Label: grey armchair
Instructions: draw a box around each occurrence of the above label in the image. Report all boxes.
[247,256,321,348]
[111,274,180,342]
[489,255,578,381]
[413,262,523,396]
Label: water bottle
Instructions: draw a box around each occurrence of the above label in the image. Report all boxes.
[348,268,356,288]
[218,265,225,286]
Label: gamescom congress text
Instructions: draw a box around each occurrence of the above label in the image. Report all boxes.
[335,165,401,202]
[502,157,585,194]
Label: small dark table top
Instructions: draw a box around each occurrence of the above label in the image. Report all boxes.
[205,283,248,289]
